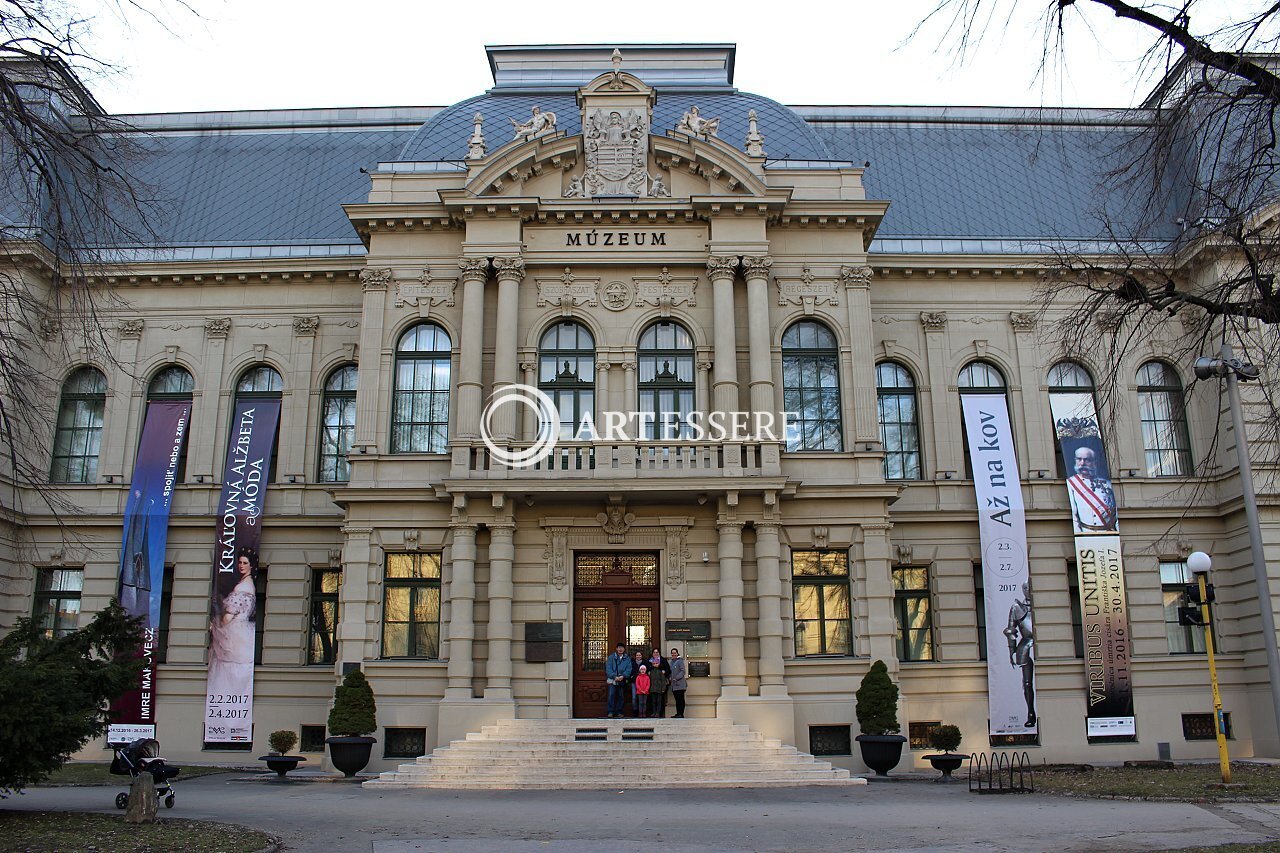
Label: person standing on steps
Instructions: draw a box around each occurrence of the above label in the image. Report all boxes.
[668,648,687,718]
[647,657,668,717]
[633,666,651,718]
[630,650,646,717]
[648,647,671,718]
[604,642,632,718]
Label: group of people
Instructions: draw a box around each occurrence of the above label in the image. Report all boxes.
[604,644,687,718]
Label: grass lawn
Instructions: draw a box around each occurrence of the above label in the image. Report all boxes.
[38,763,234,787]
[1037,762,1280,802]
[0,811,273,852]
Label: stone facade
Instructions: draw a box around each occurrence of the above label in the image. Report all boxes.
[3,44,1277,774]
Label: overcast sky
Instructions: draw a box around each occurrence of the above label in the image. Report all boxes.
[77,0,1186,114]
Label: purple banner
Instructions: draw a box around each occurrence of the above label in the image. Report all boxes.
[203,398,280,743]
[110,400,190,741]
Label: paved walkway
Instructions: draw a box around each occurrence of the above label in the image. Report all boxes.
[5,773,1280,852]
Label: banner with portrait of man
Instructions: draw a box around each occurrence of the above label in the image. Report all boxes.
[1049,392,1136,740]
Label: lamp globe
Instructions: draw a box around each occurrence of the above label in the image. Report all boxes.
[1187,551,1212,574]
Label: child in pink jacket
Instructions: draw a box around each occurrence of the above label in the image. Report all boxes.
[633,665,650,718]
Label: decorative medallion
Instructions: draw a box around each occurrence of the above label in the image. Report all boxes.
[602,280,634,311]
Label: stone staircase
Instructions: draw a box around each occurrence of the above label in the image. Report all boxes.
[364,717,866,789]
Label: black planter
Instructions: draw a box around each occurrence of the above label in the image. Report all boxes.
[855,734,907,777]
[326,736,376,778]
[923,752,966,780]
[258,754,307,779]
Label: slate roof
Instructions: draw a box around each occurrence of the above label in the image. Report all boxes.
[397,91,832,162]
[808,114,1183,243]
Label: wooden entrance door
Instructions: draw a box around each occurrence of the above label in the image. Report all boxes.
[572,552,660,718]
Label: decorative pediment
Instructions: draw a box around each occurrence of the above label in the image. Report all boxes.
[395,269,457,309]
[651,135,771,198]
[777,266,839,310]
[634,267,698,311]
[536,267,600,311]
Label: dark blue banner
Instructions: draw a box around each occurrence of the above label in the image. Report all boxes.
[203,397,280,743]
[110,400,190,740]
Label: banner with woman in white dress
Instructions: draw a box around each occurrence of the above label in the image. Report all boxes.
[203,398,280,744]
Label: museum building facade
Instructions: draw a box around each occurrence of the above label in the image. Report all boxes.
[3,43,1277,773]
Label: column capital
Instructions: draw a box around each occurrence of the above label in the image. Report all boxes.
[458,257,490,283]
[493,256,526,282]
[838,264,874,288]
[359,267,392,292]
[716,518,746,534]
[741,255,773,280]
[596,359,613,375]
[449,520,479,535]
[488,521,516,536]
[706,255,738,281]
[754,520,782,536]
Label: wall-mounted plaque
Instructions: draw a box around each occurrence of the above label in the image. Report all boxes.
[688,661,711,678]
[683,641,709,658]
[666,620,711,642]
[524,622,564,662]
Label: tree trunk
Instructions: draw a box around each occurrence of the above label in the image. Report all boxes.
[124,773,158,824]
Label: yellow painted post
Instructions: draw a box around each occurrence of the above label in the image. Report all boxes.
[1199,573,1231,784]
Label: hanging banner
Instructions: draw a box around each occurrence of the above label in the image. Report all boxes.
[1049,393,1136,739]
[961,394,1039,738]
[109,401,191,743]
[203,398,280,743]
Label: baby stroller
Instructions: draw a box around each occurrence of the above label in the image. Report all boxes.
[110,737,179,810]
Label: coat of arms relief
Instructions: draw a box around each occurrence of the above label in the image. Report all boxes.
[570,107,659,199]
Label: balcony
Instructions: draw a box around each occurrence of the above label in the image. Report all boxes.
[455,439,783,481]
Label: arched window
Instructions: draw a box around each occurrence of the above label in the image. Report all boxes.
[638,321,695,440]
[876,361,921,480]
[234,365,283,481]
[1137,360,1192,476]
[50,366,107,483]
[392,324,451,453]
[958,360,1007,478]
[319,364,358,482]
[782,321,842,451]
[1047,361,1097,477]
[147,365,195,481]
[538,321,595,440]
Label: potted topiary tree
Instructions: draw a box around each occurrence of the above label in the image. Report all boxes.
[325,669,378,778]
[854,659,907,777]
[922,724,966,780]
[258,729,306,780]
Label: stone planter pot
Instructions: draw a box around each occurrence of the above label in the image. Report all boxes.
[259,754,307,779]
[855,734,907,777]
[326,736,377,778]
[923,752,966,780]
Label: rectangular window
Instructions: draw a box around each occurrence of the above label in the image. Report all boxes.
[383,727,428,759]
[33,567,84,639]
[909,720,941,750]
[792,550,852,656]
[973,563,987,661]
[1162,561,1207,654]
[308,568,341,665]
[382,553,442,658]
[893,566,934,661]
[1182,712,1232,741]
[808,725,852,756]
[155,565,176,664]
[1067,564,1085,659]
[299,725,327,753]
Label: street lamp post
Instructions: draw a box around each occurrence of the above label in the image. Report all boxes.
[1186,551,1230,783]
[1193,343,1280,749]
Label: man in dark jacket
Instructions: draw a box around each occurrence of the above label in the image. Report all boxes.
[604,643,633,718]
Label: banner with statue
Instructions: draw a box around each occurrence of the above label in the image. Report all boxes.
[961,395,1039,738]
[202,398,279,743]
[1049,393,1136,739]
[108,400,191,743]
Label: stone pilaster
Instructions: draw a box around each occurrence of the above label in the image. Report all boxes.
[920,311,952,476]
[707,256,740,417]
[754,520,787,692]
[354,268,390,450]
[861,522,898,667]
[455,258,489,440]
[484,520,516,699]
[335,526,374,665]
[742,256,775,418]
[445,520,478,695]
[841,265,878,443]
[716,517,747,694]
[490,257,524,441]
